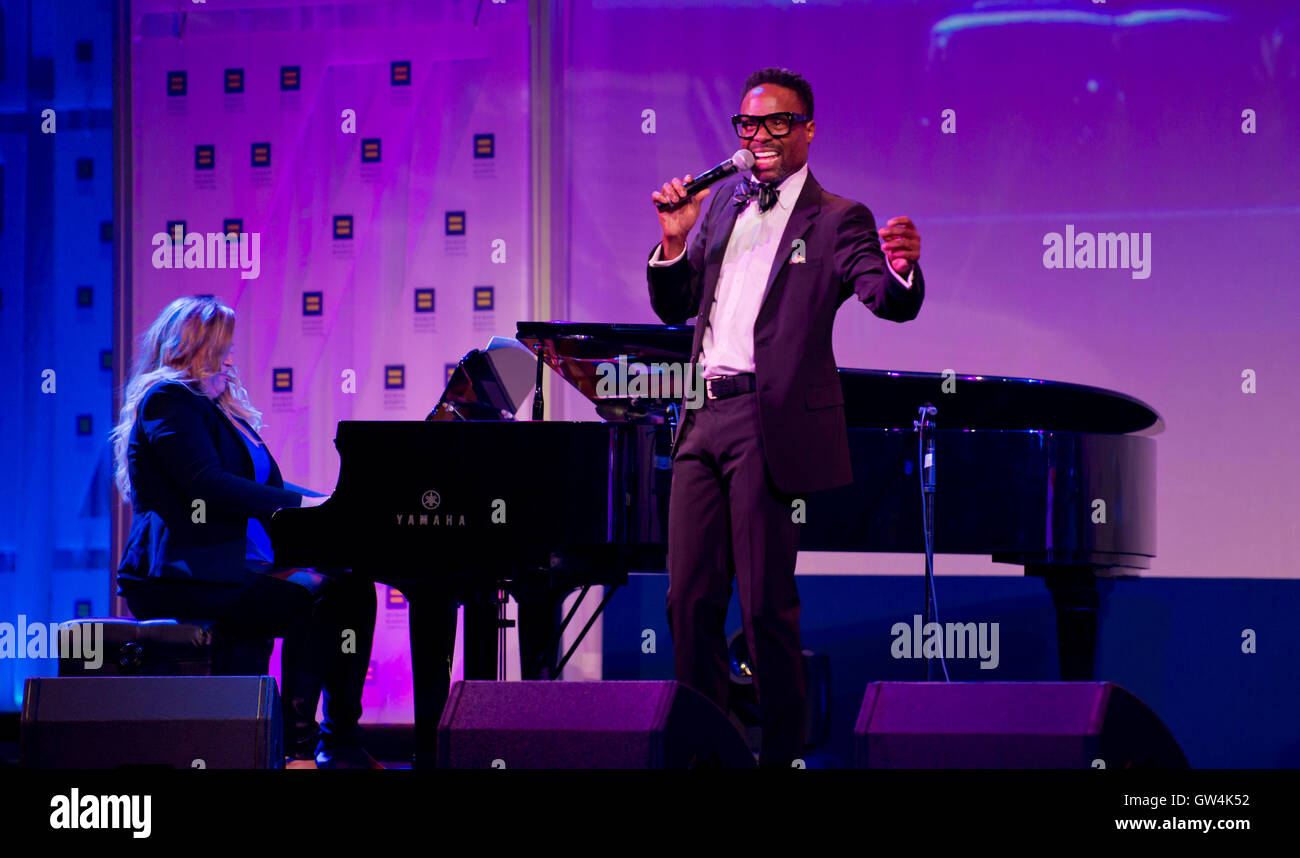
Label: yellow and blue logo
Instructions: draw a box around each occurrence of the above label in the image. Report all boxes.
[251,142,271,168]
[474,133,494,159]
[361,138,381,163]
[445,211,465,235]
[225,68,244,93]
[273,368,293,393]
[195,145,215,170]
[391,61,411,86]
[473,286,494,311]
[280,65,300,91]
[333,215,353,240]
[303,292,323,317]
[223,218,242,237]
[414,288,435,313]
[384,365,405,390]
[167,70,186,96]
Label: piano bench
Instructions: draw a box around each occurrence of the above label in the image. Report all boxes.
[55,618,273,678]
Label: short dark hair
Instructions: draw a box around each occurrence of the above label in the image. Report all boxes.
[742,67,814,119]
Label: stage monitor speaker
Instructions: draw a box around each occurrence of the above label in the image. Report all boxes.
[437,680,756,769]
[854,682,1188,769]
[21,676,282,769]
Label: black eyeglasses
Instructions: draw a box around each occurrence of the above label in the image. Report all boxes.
[731,112,810,139]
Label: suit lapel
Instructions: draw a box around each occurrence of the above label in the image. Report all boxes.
[757,171,822,319]
[213,403,256,478]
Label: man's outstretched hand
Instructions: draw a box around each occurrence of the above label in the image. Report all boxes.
[879,216,920,276]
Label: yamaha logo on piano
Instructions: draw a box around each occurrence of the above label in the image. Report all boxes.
[396,489,466,527]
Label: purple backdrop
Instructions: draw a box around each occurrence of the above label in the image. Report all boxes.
[564,0,1300,581]
[130,0,532,722]
[124,0,1300,727]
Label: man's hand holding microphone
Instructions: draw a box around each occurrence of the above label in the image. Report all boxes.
[651,149,755,259]
[652,176,710,260]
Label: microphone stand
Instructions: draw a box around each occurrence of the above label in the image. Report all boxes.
[532,342,546,420]
[914,404,938,680]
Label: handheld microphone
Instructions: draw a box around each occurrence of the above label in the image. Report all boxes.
[656,149,756,212]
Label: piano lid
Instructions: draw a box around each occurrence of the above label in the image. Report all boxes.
[517,321,695,422]
[516,322,1162,435]
[837,368,1162,435]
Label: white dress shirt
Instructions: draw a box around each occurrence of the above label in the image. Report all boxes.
[650,162,913,377]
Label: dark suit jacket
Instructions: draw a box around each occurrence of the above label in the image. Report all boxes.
[647,170,925,495]
[117,379,303,584]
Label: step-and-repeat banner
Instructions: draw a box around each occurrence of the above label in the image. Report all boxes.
[130,2,530,722]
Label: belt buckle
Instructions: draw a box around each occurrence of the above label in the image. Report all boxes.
[706,377,722,400]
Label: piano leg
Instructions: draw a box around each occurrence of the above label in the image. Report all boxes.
[462,588,502,680]
[405,585,459,769]
[515,581,566,680]
[1038,566,1100,681]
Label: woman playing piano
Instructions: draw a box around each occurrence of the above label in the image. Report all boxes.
[111,296,381,769]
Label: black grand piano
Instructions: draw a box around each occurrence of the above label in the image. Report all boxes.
[272,321,1160,766]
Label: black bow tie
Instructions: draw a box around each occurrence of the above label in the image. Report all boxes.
[733,175,779,213]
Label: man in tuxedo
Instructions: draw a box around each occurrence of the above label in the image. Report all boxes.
[647,67,924,766]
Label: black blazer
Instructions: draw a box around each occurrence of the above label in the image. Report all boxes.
[117,379,303,584]
[647,170,925,495]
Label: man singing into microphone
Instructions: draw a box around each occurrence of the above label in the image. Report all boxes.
[648,67,924,767]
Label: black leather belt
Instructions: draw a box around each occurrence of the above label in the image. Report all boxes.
[705,373,756,400]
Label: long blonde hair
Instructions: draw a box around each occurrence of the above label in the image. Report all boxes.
[112,296,264,499]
